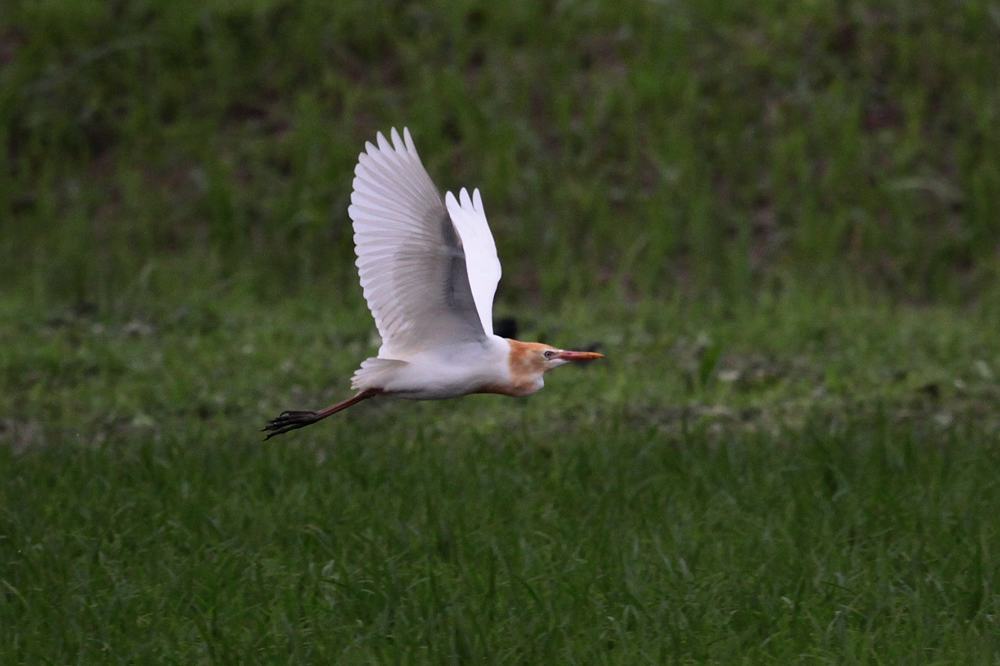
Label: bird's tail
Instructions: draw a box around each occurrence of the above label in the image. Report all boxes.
[351,357,406,391]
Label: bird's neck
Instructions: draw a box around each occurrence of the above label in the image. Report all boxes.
[471,338,546,397]
[501,338,547,396]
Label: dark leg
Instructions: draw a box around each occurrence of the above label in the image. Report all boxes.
[262,389,380,439]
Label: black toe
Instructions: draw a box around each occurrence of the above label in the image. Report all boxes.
[262,410,319,439]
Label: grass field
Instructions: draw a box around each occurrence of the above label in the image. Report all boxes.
[3,1,1000,662]
[4,293,999,662]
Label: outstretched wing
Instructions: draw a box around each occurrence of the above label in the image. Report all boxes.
[445,187,502,336]
[348,128,493,357]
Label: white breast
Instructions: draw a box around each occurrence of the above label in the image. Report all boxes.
[380,336,511,399]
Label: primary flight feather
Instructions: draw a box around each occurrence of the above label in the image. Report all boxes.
[264,127,603,439]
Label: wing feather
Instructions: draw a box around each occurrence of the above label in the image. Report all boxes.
[348,127,497,357]
[445,187,502,336]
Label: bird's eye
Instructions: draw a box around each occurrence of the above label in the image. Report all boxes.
[543,350,557,359]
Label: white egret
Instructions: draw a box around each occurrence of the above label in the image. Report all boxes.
[264,128,603,438]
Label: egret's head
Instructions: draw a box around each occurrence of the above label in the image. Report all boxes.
[539,346,605,371]
[508,340,605,376]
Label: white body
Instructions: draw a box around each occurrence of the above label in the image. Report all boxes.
[363,336,517,399]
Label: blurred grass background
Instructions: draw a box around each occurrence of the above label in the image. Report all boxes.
[3,0,998,309]
[4,1,1000,662]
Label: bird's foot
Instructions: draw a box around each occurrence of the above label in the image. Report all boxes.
[262,410,319,440]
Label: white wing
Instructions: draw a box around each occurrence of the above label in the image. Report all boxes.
[347,127,501,357]
[445,188,502,336]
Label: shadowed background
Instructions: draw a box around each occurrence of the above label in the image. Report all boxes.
[4,1,998,307]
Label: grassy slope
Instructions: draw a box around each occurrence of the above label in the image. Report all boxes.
[3,0,1000,662]
[3,1,999,304]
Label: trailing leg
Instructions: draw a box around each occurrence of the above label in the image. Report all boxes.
[262,389,381,439]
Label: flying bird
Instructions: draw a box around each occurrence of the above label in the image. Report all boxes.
[263,128,604,439]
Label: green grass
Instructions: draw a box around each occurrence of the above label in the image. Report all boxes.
[3,0,1000,662]
[4,409,1000,662]
[3,292,1000,662]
